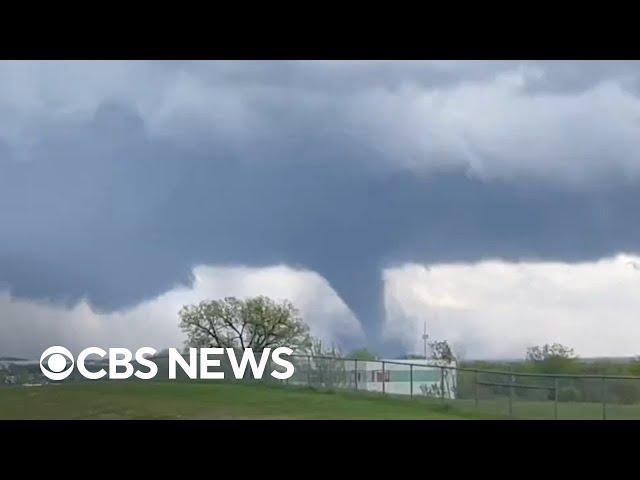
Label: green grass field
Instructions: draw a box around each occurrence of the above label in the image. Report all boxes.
[453,398,640,420]
[0,382,497,420]
[3,382,638,419]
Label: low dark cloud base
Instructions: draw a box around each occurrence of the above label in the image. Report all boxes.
[2,102,640,352]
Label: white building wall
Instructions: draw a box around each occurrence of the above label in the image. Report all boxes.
[349,358,457,399]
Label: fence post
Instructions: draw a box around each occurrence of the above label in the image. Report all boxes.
[410,363,413,399]
[354,358,358,391]
[508,374,513,418]
[440,367,444,402]
[602,376,607,420]
[554,377,558,420]
[307,355,311,387]
[474,369,479,408]
[382,361,386,395]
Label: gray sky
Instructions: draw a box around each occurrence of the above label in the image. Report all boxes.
[2,61,640,358]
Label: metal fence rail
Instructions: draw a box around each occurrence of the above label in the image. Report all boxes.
[283,355,640,419]
[3,352,640,419]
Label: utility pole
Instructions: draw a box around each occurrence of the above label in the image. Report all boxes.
[422,320,429,359]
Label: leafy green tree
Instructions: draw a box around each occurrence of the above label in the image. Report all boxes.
[525,343,578,374]
[628,357,640,376]
[348,348,378,361]
[429,340,456,362]
[310,339,342,358]
[309,339,346,389]
[179,296,312,352]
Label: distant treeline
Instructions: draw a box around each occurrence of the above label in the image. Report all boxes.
[458,345,640,405]
[461,358,640,377]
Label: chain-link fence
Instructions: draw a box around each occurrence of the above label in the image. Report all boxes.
[4,352,640,419]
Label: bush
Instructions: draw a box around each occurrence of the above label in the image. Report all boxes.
[557,386,582,402]
[609,381,640,405]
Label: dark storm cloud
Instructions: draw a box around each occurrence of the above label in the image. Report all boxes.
[176,61,640,95]
[521,60,640,94]
[2,61,640,351]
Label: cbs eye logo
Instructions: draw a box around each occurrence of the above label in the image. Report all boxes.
[40,346,75,380]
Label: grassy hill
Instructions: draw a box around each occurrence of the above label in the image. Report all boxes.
[0,381,497,420]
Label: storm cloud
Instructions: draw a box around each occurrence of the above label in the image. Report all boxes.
[2,61,640,355]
